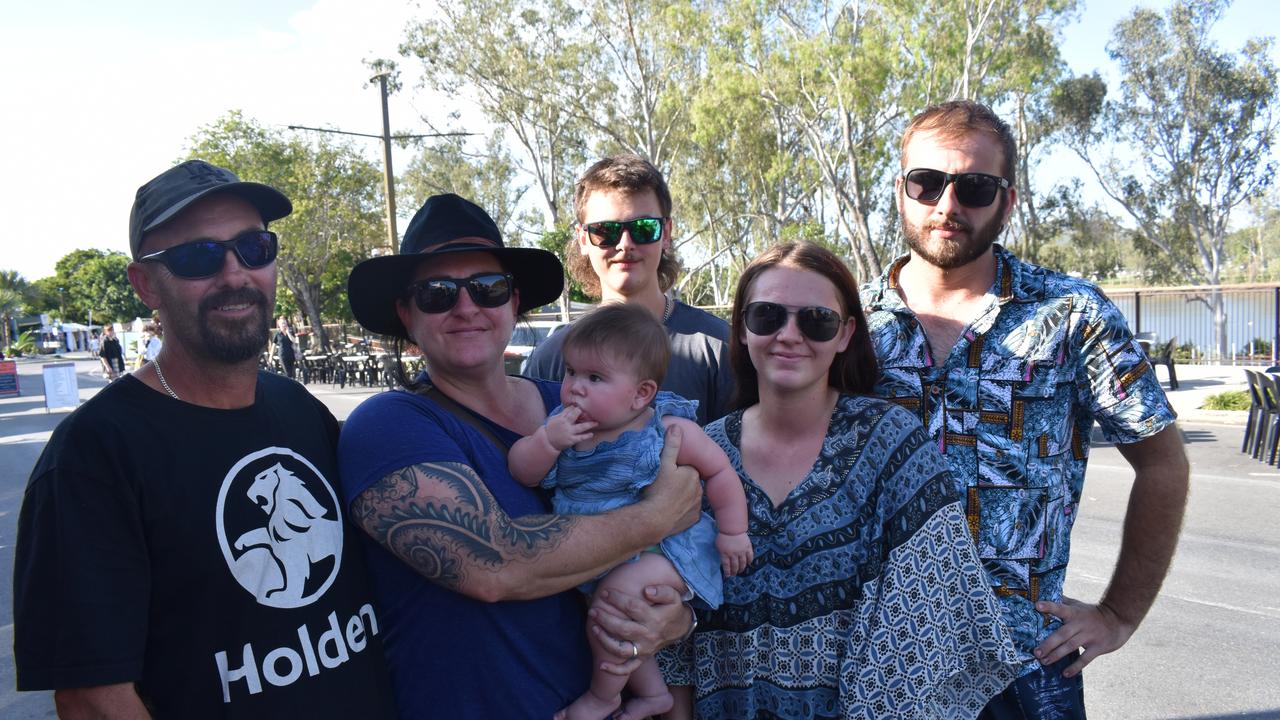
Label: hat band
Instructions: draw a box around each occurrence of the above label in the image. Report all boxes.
[423,237,501,253]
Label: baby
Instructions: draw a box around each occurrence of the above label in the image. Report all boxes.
[509,303,752,720]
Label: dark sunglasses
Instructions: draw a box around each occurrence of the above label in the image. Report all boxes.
[582,217,665,248]
[406,272,514,314]
[743,302,844,342]
[138,230,278,279]
[902,168,1010,208]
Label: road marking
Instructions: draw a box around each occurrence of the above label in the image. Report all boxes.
[1090,463,1280,489]
[1071,572,1280,620]
[0,431,53,445]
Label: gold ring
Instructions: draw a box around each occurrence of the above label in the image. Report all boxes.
[630,641,639,659]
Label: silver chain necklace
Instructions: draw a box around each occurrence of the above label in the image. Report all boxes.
[152,357,180,400]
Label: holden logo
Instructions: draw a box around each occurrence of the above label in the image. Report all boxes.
[216,448,343,609]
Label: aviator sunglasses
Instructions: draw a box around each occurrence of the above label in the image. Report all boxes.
[138,230,279,279]
[902,168,1010,208]
[744,302,844,342]
[406,272,514,314]
[582,217,665,248]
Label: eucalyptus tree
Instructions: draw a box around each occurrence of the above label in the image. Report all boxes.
[401,0,588,228]
[186,111,386,350]
[1054,0,1278,356]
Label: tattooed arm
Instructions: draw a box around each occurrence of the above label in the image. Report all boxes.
[351,425,702,602]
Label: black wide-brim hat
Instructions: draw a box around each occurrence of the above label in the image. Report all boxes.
[348,193,564,339]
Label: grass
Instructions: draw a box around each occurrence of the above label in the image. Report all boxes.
[1200,390,1250,411]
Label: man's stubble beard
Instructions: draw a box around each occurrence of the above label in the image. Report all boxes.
[160,284,275,364]
[902,194,1008,271]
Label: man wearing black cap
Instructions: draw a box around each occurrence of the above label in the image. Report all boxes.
[12,160,394,718]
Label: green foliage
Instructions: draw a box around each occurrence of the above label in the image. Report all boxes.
[185,111,385,350]
[399,133,523,238]
[6,329,36,357]
[1201,390,1250,411]
[33,250,149,324]
[1054,0,1278,355]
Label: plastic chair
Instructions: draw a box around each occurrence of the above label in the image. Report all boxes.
[1243,370,1264,454]
[1256,372,1280,464]
[1148,337,1179,390]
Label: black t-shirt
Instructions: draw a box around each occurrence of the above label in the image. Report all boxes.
[100,336,123,360]
[14,373,395,719]
[274,331,296,361]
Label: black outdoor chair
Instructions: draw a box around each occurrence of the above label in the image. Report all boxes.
[1147,337,1179,390]
[1243,370,1265,454]
[1255,372,1280,464]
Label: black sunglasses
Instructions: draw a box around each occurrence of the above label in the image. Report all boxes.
[406,272,514,314]
[582,217,665,248]
[743,302,844,342]
[902,168,1010,208]
[138,230,278,279]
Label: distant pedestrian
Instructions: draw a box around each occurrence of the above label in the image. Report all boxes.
[272,316,298,379]
[98,326,124,379]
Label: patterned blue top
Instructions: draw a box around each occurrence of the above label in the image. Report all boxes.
[683,395,1019,719]
[861,245,1177,672]
[543,391,725,607]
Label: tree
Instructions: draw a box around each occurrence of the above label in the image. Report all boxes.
[402,0,587,228]
[42,250,150,325]
[0,270,32,348]
[399,132,525,239]
[186,111,385,350]
[1055,0,1278,357]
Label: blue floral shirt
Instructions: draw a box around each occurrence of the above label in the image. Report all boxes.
[860,244,1176,671]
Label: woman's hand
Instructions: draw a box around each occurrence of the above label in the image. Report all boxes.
[588,584,691,676]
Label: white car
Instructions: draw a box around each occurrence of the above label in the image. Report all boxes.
[504,319,567,375]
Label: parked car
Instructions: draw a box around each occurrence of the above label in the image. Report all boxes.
[504,319,567,375]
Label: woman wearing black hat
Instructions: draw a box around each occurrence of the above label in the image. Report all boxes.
[338,194,702,720]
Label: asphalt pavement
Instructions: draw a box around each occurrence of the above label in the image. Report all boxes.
[0,355,1275,719]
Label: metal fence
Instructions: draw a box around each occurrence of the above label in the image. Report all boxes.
[1103,284,1280,365]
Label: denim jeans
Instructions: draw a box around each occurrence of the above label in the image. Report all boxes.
[979,652,1086,720]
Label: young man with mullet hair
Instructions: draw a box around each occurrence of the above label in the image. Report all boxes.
[524,154,735,426]
[861,100,1189,719]
[13,160,393,719]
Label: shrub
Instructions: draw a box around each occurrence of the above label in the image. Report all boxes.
[1201,390,1250,411]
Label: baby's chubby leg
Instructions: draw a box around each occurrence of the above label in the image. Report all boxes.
[559,553,687,720]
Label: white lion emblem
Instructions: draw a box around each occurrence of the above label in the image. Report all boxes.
[228,462,343,607]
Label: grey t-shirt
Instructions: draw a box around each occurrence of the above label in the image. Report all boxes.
[522,301,736,425]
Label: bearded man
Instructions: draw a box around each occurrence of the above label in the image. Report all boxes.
[861,101,1188,720]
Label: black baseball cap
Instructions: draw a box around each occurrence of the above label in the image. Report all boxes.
[128,160,292,258]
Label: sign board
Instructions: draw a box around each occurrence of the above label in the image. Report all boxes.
[0,360,18,397]
[42,362,79,411]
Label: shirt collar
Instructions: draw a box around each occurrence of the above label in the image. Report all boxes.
[866,243,1039,311]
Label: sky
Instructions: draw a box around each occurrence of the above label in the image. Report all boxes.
[2,0,1277,283]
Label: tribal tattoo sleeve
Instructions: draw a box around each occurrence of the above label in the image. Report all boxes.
[350,461,575,593]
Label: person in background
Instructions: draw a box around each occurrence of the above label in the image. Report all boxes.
[272,316,298,379]
[861,99,1189,719]
[99,325,125,379]
[524,154,734,427]
[12,159,394,719]
[144,323,163,364]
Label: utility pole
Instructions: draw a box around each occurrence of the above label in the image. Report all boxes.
[289,73,473,253]
[375,72,398,252]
